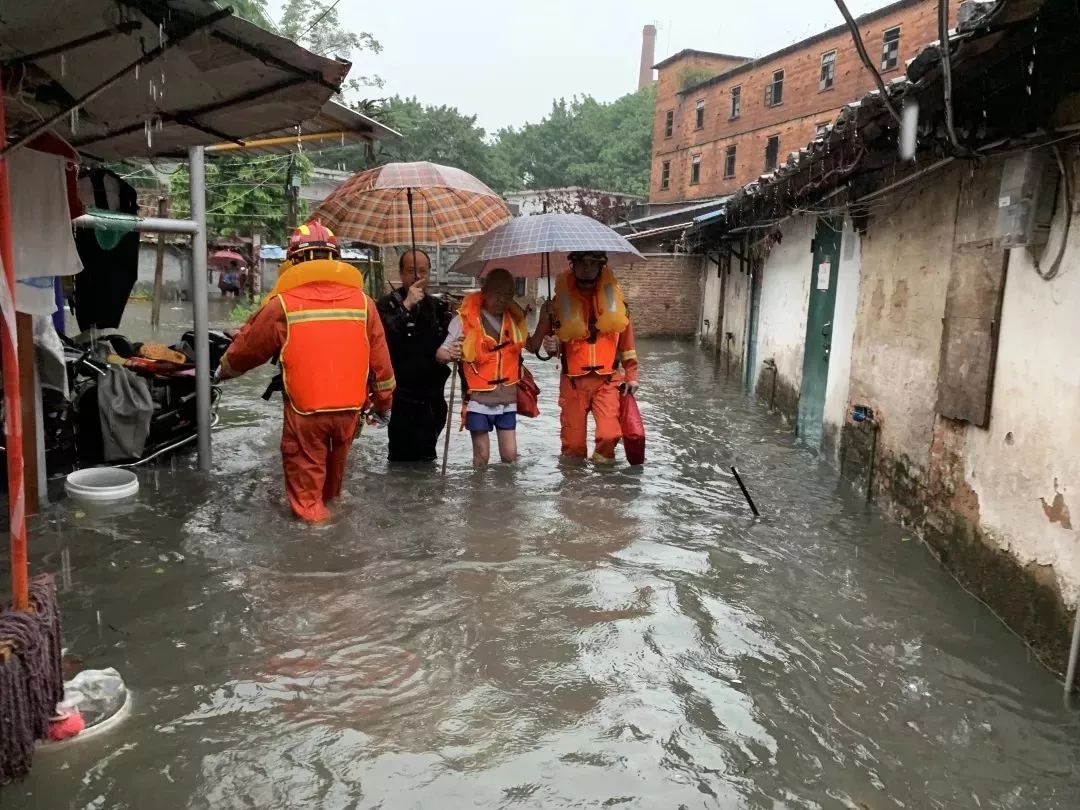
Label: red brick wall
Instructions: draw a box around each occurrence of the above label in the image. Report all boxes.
[650,0,954,203]
[618,254,703,337]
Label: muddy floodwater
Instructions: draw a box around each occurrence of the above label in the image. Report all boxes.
[6,300,1080,808]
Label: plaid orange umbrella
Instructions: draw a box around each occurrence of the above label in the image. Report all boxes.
[310,161,511,249]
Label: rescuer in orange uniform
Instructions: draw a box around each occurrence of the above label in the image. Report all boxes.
[217,221,395,521]
[528,251,638,463]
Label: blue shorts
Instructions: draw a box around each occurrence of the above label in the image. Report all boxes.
[466,411,517,433]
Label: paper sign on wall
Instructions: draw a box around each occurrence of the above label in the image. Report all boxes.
[817,261,832,291]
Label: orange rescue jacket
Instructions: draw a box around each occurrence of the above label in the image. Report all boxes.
[459,291,528,393]
[556,272,631,378]
[278,283,373,414]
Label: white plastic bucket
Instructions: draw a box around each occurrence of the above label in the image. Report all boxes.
[65,468,139,502]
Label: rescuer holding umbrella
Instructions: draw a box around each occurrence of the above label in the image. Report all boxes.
[217,221,396,521]
[528,251,639,463]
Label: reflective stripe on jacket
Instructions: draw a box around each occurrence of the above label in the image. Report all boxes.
[279,286,372,414]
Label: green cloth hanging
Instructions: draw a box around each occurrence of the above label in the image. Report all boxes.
[84,207,139,250]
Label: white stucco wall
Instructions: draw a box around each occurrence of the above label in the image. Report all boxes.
[699,257,723,345]
[753,215,815,393]
[822,217,862,456]
[848,170,959,470]
[964,155,1080,606]
[136,243,191,294]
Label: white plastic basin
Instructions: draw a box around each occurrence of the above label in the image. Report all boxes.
[65,468,139,502]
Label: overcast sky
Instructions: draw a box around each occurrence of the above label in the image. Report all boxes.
[271,0,890,132]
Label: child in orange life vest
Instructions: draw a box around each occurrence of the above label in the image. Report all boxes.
[437,269,528,466]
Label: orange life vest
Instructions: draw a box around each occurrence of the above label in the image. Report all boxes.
[277,278,371,415]
[556,272,629,378]
[458,291,528,393]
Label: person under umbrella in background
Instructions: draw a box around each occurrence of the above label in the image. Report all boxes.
[376,249,453,462]
[217,221,396,521]
[528,251,639,464]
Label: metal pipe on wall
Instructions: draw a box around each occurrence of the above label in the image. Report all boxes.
[188,146,212,472]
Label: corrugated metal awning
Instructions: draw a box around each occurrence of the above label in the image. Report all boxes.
[1,0,353,160]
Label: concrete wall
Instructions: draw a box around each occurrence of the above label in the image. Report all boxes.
[753,215,815,414]
[963,154,1080,608]
[847,170,958,470]
[619,253,703,337]
[822,216,863,458]
[135,242,191,297]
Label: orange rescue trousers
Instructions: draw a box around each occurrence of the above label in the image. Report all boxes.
[558,374,622,461]
[280,406,361,522]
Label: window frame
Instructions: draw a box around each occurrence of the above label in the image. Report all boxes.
[730,85,742,119]
[695,99,705,130]
[764,134,780,172]
[881,26,901,72]
[765,69,785,107]
[819,50,836,91]
[690,154,702,186]
[664,109,674,138]
[660,160,671,190]
[723,144,737,179]
[815,122,831,137]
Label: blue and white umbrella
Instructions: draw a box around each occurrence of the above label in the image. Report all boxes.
[449,213,644,279]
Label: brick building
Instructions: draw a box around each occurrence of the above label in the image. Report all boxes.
[650,0,957,204]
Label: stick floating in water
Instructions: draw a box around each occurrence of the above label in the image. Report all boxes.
[731,466,761,517]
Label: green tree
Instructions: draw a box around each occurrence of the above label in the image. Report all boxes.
[493,86,655,196]
[224,0,274,28]
[278,0,383,92]
[169,154,312,245]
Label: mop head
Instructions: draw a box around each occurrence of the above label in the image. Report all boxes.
[0,576,63,785]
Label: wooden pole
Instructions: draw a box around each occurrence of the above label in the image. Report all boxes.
[0,78,30,610]
[150,196,169,330]
[441,365,457,476]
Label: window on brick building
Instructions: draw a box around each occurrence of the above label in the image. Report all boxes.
[660,160,671,190]
[690,154,702,185]
[819,50,836,91]
[764,135,780,171]
[881,27,901,71]
[664,110,674,138]
[724,145,737,179]
[816,122,830,137]
[695,99,705,130]
[765,70,784,106]
[730,86,742,119]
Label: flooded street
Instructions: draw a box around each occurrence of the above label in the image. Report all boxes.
[6,301,1080,808]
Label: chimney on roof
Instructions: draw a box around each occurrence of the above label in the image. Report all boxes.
[638,24,657,91]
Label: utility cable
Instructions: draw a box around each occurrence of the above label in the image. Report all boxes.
[831,0,903,127]
[1033,144,1072,281]
[939,0,967,154]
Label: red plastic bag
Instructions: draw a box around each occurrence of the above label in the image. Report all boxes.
[517,366,541,418]
[620,391,645,465]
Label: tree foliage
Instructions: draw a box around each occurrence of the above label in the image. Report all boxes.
[278,0,383,92]
[169,155,312,245]
[492,86,655,197]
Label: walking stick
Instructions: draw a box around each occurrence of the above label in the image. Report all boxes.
[441,363,457,476]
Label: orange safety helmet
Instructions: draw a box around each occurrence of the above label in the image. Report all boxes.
[287,220,340,263]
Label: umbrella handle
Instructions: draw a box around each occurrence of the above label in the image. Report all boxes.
[406,187,417,258]
[441,363,457,476]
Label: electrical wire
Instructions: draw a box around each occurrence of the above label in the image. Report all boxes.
[298,0,344,41]
[1033,144,1073,281]
[831,0,903,126]
[939,0,966,154]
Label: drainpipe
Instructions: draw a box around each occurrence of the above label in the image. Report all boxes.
[852,405,877,502]
[763,358,778,411]
[1066,608,1080,702]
